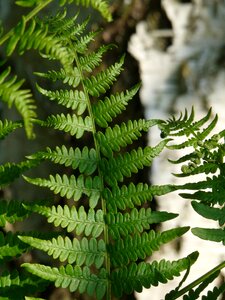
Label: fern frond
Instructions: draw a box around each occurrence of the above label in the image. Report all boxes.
[109,227,189,267]
[93,84,140,128]
[24,174,101,208]
[36,84,86,114]
[59,0,112,21]
[84,56,125,97]
[45,10,84,40]
[16,18,70,66]
[182,271,219,300]
[0,200,30,226]
[192,201,225,226]
[111,252,198,297]
[0,67,36,138]
[191,228,225,244]
[104,183,177,212]
[97,119,162,157]
[35,67,82,88]
[29,146,98,175]
[107,208,178,239]
[100,141,168,186]
[0,159,40,187]
[202,282,225,300]
[0,269,48,300]
[35,113,93,138]
[22,263,107,300]
[79,45,113,72]
[74,30,99,54]
[0,120,22,140]
[25,204,104,237]
[0,232,28,261]
[19,235,106,268]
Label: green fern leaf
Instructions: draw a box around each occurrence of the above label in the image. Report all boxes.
[111,252,198,297]
[109,227,189,267]
[0,120,22,140]
[84,56,124,97]
[104,183,177,212]
[35,67,82,88]
[192,201,225,226]
[0,200,30,226]
[29,146,98,175]
[25,204,105,237]
[22,263,107,299]
[45,10,86,41]
[100,141,168,186]
[191,228,225,244]
[16,18,70,67]
[79,45,113,72]
[35,113,93,138]
[202,282,225,300]
[93,84,140,128]
[36,84,86,114]
[0,67,37,138]
[59,0,112,21]
[0,232,28,261]
[74,30,98,54]
[19,235,106,268]
[0,159,40,187]
[182,271,219,300]
[24,174,101,208]
[107,208,178,239]
[0,269,48,300]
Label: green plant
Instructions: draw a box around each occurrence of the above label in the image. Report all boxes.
[0,1,225,300]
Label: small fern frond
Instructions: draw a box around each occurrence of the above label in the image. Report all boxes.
[24,174,101,208]
[104,183,177,212]
[84,56,125,97]
[0,200,30,226]
[36,84,86,114]
[22,263,107,300]
[100,141,168,186]
[0,159,40,187]
[109,227,189,267]
[182,271,219,300]
[19,235,106,268]
[29,146,98,175]
[191,228,225,244]
[106,208,178,239]
[25,204,104,237]
[0,67,36,138]
[0,120,22,140]
[0,232,28,261]
[97,119,161,157]
[93,84,141,128]
[191,201,225,226]
[111,252,198,297]
[59,0,112,21]
[79,45,113,73]
[35,114,93,138]
[0,269,48,300]
[202,282,225,300]
[35,67,82,88]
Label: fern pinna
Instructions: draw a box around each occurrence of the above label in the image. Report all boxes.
[18,11,198,299]
[159,108,225,299]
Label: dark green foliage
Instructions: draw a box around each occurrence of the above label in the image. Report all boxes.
[16,10,195,300]
[0,1,225,299]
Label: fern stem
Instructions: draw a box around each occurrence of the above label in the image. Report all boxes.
[72,46,111,300]
[0,0,53,46]
[172,260,225,299]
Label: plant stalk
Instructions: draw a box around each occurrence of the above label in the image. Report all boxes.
[172,260,225,299]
